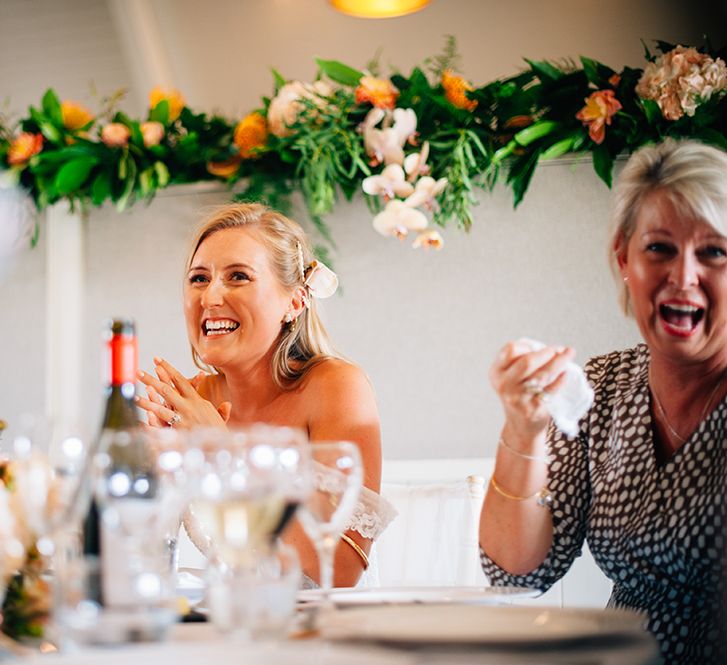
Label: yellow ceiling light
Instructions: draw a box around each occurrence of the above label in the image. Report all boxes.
[330,0,430,19]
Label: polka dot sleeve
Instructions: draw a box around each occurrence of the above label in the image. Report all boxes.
[480,353,611,591]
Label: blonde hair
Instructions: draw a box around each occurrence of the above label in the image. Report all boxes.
[609,139,727,315]
[186,203,339,387]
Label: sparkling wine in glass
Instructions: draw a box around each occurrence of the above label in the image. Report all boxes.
[188,426,311,570]
[297,441,363,605]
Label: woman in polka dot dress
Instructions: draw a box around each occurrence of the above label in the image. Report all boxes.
[480,140,727,664]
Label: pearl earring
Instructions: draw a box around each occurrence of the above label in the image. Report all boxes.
[284,313,293,323]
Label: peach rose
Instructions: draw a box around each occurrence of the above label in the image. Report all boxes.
[149,87,185,122]
[355,76,399,110]
[636,46,727,120]
[267,81,333,138]
[7,133,43,166]
[442,69,478,111]
[61,100,94,131]
[233,112,268,159]
[575,90,622,144]
[140,121,164,147]
[206,157,241,178]
[101,123,131,148]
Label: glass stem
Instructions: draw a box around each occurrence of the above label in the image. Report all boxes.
[316,533,337,606]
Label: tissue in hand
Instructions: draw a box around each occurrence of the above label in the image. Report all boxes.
[519,338,594,438]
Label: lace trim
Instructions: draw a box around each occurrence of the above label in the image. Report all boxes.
[183,466,398,558]
[344,484,397,540]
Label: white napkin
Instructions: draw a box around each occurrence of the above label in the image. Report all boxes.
[519,338,594,438]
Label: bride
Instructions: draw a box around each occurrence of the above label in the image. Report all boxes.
[136,202,394,586]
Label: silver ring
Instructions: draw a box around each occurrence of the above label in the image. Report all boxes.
[523,378,544,395]
[168,412,182,427]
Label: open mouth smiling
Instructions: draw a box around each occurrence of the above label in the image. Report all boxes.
[658,301,705,336]
[202,318,240,336]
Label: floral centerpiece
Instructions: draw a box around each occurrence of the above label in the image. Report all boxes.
[0,38,725,253]
[0,454,59,642]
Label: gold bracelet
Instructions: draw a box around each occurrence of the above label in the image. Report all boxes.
[340,533,369,569]
[498,437,550,463]
[490,475,553,507]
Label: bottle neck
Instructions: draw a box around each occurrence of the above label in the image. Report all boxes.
[108,332,137,386]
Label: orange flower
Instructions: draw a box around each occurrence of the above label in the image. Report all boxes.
[149,87,185,122]
[233,112,268,159]
[355,76,399,109]
[575,89,622,144]
[207,157,241,178]
[7,133,43,165]
[441,69,478,111]
[101,123,130,148]
[61,100,94,131]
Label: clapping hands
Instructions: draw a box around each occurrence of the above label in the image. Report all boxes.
[136,357,232,429]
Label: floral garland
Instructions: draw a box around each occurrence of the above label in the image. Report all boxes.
[1,38,725,252]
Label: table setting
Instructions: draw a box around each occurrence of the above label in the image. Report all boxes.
[0,420,660,665]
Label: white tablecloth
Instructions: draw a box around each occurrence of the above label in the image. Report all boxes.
[28,619,660,665]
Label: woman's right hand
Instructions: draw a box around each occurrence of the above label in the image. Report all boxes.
[136,358,232,430]
[489,340,575,439]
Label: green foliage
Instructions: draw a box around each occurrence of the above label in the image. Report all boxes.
[1,38,725,251]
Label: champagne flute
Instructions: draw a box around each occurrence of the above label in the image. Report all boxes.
[297,441,363,606]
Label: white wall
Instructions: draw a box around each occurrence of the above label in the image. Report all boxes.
[0,0,723,456]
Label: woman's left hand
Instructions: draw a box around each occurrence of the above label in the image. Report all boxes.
[136,357,232,429]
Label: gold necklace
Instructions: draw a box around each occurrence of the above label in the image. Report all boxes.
[649,368,727,445]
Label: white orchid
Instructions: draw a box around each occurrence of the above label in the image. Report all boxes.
[403,141,431,182]
[412,229,444,250]
[373,199,428,239]
[362,164,414,200]
[362,107,418,166]
[405,175,448,210]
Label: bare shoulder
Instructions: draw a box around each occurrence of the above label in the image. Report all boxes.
[303,358,375,403]
[303,358,381,489]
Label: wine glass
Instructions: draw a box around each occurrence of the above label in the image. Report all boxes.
[297,441,363,606]
[186,425,311,637]
[188,425,311,569]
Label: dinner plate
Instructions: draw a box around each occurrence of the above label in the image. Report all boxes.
[321,604,647,646]
[298,585,540,607]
